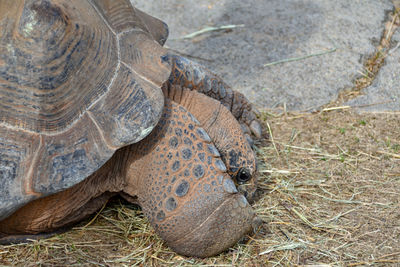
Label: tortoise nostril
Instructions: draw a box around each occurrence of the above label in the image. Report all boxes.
[236,168,251,184]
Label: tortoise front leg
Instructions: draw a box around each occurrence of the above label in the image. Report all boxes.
[164,86,258,200]
[162,54,263,141]
[124,98,258,257]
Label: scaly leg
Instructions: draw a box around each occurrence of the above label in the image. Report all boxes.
[161,54,263,143]
[124,98,258,257]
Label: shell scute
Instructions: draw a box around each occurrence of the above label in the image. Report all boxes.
[0,0,172,219]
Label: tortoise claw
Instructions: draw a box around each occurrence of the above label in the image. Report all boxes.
[241,123,251,134]
[251,216,264,233]
[245,133,254,147]
[250,120,262,139]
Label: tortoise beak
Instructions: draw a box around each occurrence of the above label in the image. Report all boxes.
[237,180,258,203]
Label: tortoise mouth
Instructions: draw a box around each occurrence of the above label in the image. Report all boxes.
[237,183,258,204]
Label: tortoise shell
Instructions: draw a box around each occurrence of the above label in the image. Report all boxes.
[0,0,172,220]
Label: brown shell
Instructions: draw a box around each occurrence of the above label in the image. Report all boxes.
[0,0,172,220]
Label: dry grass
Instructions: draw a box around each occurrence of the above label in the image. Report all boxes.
[1,109,400,266]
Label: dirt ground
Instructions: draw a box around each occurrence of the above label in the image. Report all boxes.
[1,109,399,266]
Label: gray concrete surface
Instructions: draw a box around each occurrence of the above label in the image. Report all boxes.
[132,0,395,111]
[346,30,400,111]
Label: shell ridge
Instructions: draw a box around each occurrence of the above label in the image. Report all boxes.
[23,134,43,197]
[120,61,160,90]
[87,0,117,36]
[86,110,119,151]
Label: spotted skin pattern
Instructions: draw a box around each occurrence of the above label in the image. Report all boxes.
[125,99,255,257]
[163,85,258,199]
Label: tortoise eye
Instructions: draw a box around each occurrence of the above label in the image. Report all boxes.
[236,168,251,184]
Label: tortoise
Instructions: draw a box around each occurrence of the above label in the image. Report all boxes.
[0,0,263,258]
